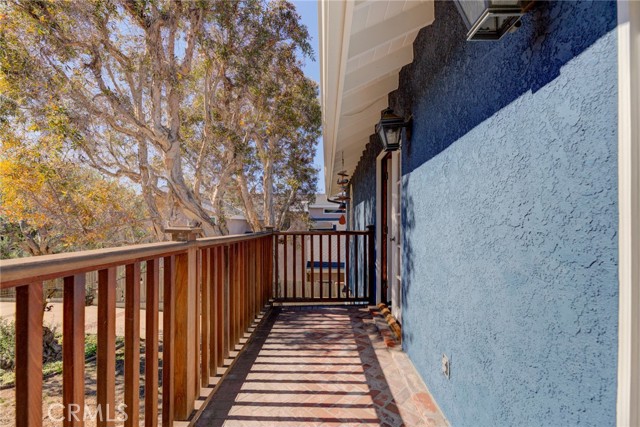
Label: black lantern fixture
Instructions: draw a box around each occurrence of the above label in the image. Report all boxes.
[453,0,531,41]
[375,108,411,152]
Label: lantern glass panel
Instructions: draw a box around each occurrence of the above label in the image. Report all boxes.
[386,128,401,151]
[456,0,487,27]
[455,0,524,40]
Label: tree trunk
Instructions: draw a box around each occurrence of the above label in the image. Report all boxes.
[236,172,262,231]
[163,143,217,235]
[263,155,274,228]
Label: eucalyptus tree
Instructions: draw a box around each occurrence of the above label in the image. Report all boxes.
[0,0,320,237]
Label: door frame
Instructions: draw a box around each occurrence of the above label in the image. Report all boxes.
[375,151,387,305]
[380,152,392,305]
[375,150,402,309]
[617,1,640,425]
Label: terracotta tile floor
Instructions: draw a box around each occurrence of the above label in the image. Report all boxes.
[195,306,448,427]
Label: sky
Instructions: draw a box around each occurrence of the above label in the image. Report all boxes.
[293,0,325,194]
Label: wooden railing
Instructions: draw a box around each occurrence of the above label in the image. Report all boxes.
[0,226,375,426]
[274,226,375,305]
[0,231,274,427]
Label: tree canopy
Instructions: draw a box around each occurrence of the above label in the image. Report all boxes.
[0,0,321,241]
[0,135,150,256]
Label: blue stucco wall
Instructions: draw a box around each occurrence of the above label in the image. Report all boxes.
[351,135,382,231]
[350,1,619,426]
[349,135,381,297]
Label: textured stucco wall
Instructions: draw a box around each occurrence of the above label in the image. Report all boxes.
[351,135,382,232]
[349,135,382,297]
[350,1,619,426]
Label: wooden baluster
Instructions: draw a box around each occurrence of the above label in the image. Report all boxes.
[231,244,238,348]
[124,263,140,427]
[248,241,253,322]
[208,248,217,380]
[244,242,249,332]
[227,245,234,351]
[246,241,251,330]
[237,243,242,343]
[174,247,197,420]
[355,235,359,298]
[274,235,279,300]
[337,234,342,299]
[15,283,43,427]
[239,243,245,336]
[328,234,333,299]
[319,234,324,299]
[345,235,350,298]
[283,235,288,299]
[258,239,262,307]
[201,249,211,387]
[63,274,85,427]
[301,234,306,298]
[245,242,250,326]
[310,235,315,299]
[254,240,258,318]
[250,240,260,323]
[97,268,116,427]
[262,238,267,307]
[162,256,176,426]
[262,238,267,306]
[194,251,201,398]
[145,260,160,427]
[223,245,230,358]
[216,247,225,365]
[292,235,297,299]
[268,237,271,300]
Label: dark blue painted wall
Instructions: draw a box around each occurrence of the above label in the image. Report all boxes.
[350,1,619,426]
[351,135,381,231]
[350,135,381,297]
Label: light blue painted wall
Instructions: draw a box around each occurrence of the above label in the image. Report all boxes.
[350,1,619,426]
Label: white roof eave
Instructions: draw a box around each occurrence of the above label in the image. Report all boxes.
[319,0,435,196]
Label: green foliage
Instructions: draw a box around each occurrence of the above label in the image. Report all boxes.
[0,318,15,372]
[0,0,321,236]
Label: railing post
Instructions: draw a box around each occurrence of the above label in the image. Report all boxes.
[264,227,275,305]
[367,225,376,305]
[97,268,116,427]
[15,283,43,427]
[223,245,231,358]
[124,262,141,427]
[165,228,200,420]
[162,256,176,426]
[145,259,160,427]
[63,274,85,427]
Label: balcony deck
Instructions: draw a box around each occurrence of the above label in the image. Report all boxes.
[0,228,446,426]
[195,306,447,427]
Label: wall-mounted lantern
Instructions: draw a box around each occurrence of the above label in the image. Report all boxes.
[453,0,531,41]
[375,108,411,152]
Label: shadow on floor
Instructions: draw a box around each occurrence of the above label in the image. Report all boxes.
[194,306,405,427]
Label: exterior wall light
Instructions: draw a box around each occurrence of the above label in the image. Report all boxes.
[375,108,411,152]
[453,0,532,41]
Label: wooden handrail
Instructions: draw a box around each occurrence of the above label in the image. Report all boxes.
[275,230,369,236]
[0,232,273,289]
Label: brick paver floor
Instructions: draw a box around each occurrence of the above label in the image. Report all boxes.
[195,306,448,427]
